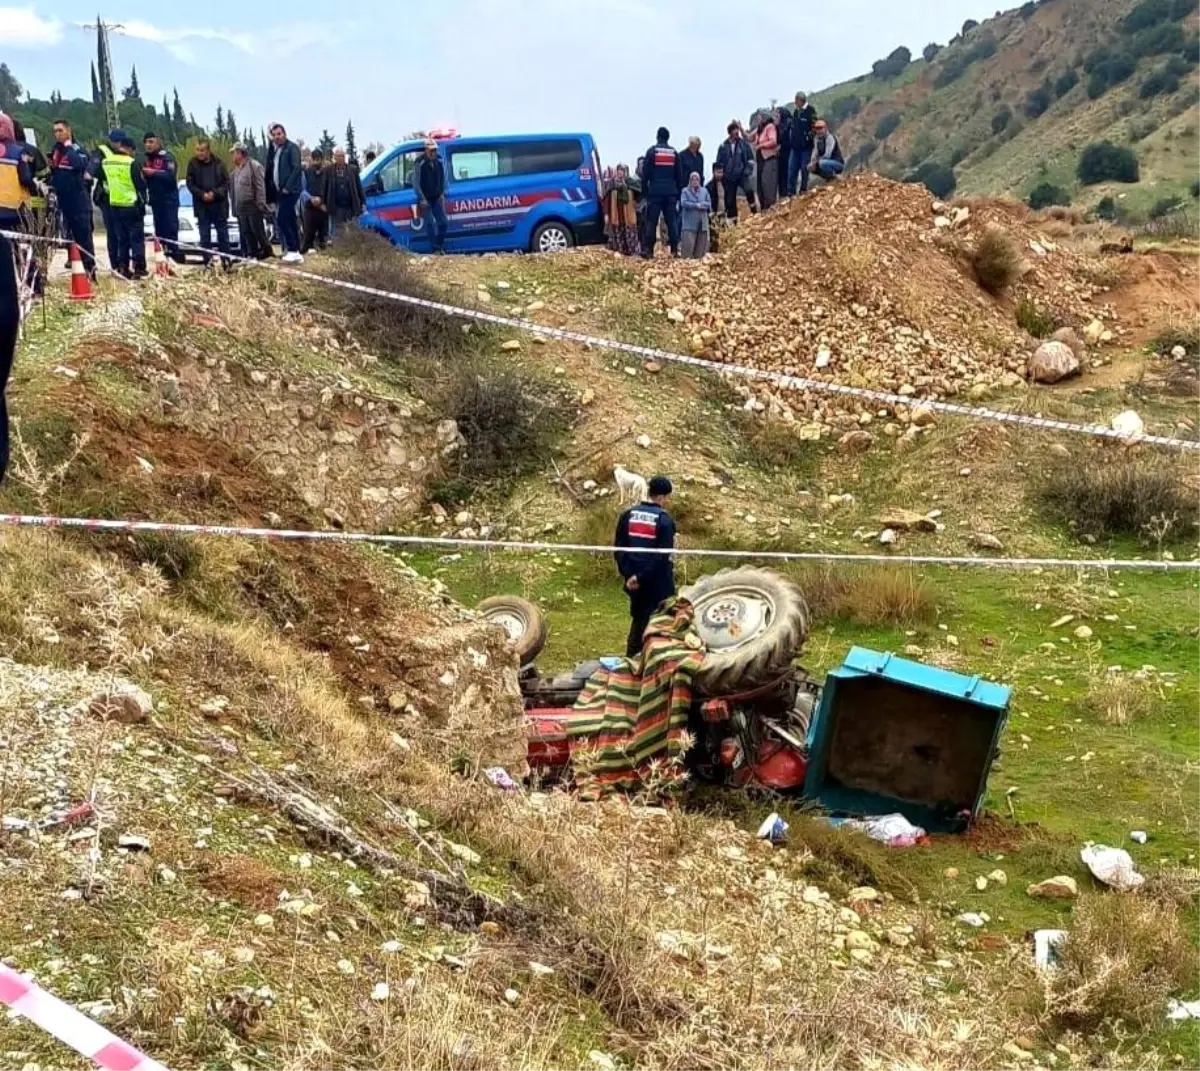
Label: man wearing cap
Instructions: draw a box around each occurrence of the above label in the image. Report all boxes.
[48,119,96,277]
[231,144,271,260]
[613,475,677,659]
[94,130,148,278]
[142,132,180,263]
[414,138,447,253]
[809,120,845,183]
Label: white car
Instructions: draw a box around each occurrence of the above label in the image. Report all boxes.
[143,181,240,260]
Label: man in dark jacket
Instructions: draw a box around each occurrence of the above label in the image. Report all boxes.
[640,126,683,259]
[679,136,704,188]
[48,120,96,277]
[414,138,447,253]
[329,148,364,235]
[265,123,303,262]
[186,139,231,269]
[715,122,756,220]
[141,132,180,262]
[300,149,332,253]
[789,91,818,195]
[774,108,793,198]
[614,475,676,658]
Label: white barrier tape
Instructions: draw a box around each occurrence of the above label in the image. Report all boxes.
[0,963,167,1071]
[4,229,1196,453]
[0,228,136,288]
[2,513,1193,571]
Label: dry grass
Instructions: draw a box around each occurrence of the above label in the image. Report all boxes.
[830,240,876,299]
[792,563,939,626]
[1046,893,1194,1031]
[1081,669,1155,725]
[970,229,1021,296]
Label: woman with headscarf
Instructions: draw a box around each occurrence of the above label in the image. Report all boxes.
[602,163,641,256]
[755,110,779,210]
[679,171,711,259]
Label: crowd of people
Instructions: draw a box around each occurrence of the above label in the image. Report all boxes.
[0,114,366,280]
[601,92,846,259]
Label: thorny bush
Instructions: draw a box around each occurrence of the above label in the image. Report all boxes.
[970,229,1020,296]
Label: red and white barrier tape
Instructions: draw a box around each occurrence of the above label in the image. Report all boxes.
[1,512,1193,570]
[3,229,1197,453]
[0,963,167,1071]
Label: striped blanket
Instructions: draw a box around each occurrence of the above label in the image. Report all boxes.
[567,598,705,798]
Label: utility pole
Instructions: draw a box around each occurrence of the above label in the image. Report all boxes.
[80,14,124,131]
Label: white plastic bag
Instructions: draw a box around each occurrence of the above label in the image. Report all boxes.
[1080,844,1144,891]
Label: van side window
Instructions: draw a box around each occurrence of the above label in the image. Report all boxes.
[378,151,422,193]
[448,140,584,182]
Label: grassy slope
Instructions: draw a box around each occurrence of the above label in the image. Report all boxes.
[809,0,1200,215]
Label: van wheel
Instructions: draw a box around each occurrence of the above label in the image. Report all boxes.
[531,221,574,254]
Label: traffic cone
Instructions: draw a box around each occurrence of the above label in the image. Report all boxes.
[67,243,93,302]
[152,237,171,277]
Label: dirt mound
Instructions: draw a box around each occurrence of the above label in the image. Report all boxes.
[640,175,1133,431]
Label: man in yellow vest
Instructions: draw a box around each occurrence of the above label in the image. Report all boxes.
[95,130,148,278]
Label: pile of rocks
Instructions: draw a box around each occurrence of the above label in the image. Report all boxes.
[640,174,1124,441]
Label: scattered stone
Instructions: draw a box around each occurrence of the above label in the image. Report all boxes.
[879,528,897,545]
[837,430,873,454]
[847,887,879,903]
[323,507,346,529]
[879,508,937,532]
[910,406,936,428]
[1111,409,1145,439]
[253,913,275,929]
[644,360,663,373]
[635,434,652,449]
[580,388,595,406]
[500,340,521,352]
[987,869,1008,887]
[337,959,356,975]
[1051,326,1085,359]
[1074,625,1093,640]
[530,961,555,977]
[944,867,959,879]
[970,532,1004,551]
[446,841,482,866]
[118,833,152,852]
[1029,340,1080,384]
[479,921,502,937]
[504,987,520,1004]
[933,215,951,230]
[1083,319,1105,345]
[815,347,832,369]
[89,686,153,725]
[1170,344,1187,360]
[957,912,986,927]
[1047,443,1070,458]
[371,982,390,1001]
[1050,614,1075,629]
[975,875,989,891]
[1027,875,1078,899]
[155,865,177,885]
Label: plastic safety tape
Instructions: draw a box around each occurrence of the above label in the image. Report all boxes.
[4,229,1196,454]
[0,963,167,1071]
[1,512,1193,571]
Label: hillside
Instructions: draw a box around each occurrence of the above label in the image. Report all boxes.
[0,192,1197,1069]
[802,0,1200,219]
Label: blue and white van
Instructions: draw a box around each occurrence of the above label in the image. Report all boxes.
[360,132,605,254]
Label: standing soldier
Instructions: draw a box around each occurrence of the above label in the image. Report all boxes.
[639,127,683,259]
[47,119,96,277]
[614,475,677,659]
[141,132,180,263]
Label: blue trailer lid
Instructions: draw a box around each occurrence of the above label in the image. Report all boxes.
[803,647,1011,832]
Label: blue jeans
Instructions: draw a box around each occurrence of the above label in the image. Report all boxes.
[789,148,813,195]
[816,159,845,180]
[275,192,301,253]
[643,194,679,255]
[421,199,448,251]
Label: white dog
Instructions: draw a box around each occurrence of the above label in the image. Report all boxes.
[613,464,649,504]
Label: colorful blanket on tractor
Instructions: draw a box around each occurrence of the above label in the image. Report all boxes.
[567,598,705,797]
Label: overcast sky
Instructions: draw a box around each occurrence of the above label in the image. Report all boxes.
[3,0,997,162]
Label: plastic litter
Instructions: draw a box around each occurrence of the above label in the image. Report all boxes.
[830,812,927,847]
[1033,929,1068,972]
[757,812,788,844]
[483,767,518,791]
[956,912,987,928]
[1167,999,1200,1021]
[1081,844,1145,891]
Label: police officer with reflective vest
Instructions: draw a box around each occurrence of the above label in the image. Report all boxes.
[639,127,684,260]
[95,130,148,278]
[141,132,180,263]
[0,114,33,234]
[47,119,96,277]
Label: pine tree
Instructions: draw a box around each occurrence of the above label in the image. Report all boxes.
[214,104,225,138]
[245,128,258,156]
[172,88,185,128]
[260,128,269,164]
[90,62,101,105]
[345,119,358,165]
[318,128,335,157]
[122,64,140,101]
[0,64,20,111]
[162,94,172,135]
[225,110,238,143]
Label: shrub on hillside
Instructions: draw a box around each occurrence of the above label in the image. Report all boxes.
[922,42,941,62]
[1121,0,1172,34]
[1020,0,1037,16]
[906,161,957,198]
[1183,34,1200,62]
[1047,894,1194,1031]
[970,230,1020,295]
[1078,141,1140,184]
[1129,21,1186,57]
[1094,194,1117,220]
[1139,65,1181,97]
[1015,296,1056,337]
[1039,456,1196,538]
[827,95,862,123]
[874,112,902,139]
[1024,84,1052,117]
[991,107,1012,134]
[846,139,877,170]
[1149,195,1181,218]
[1083,46,1112,73]
[933,34,998,88]
[1191,178,1200,198]
[948,143,970,166]
[1054,69,1079,97]
[441,371,566,487]
[1027,182,1071,209]
[872,46,912,79]
[1086,52,1137,97]
[962,17,979,34]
